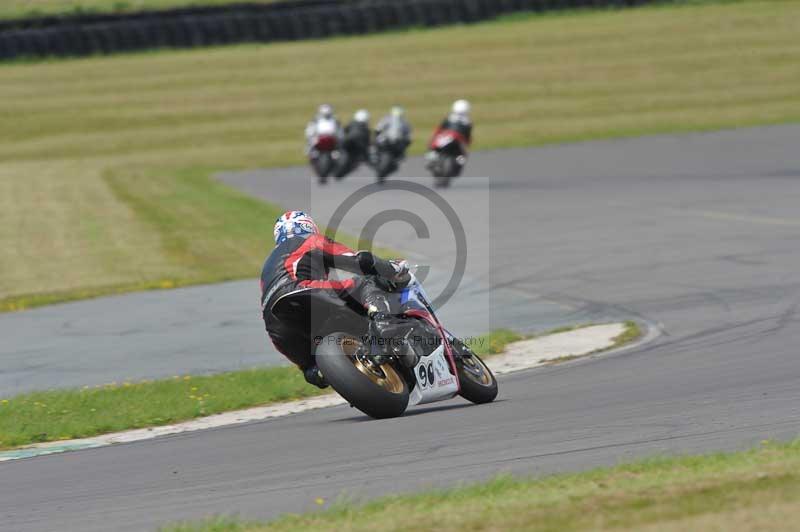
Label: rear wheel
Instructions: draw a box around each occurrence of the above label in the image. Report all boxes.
[434,156,455,187]
[376,151,394,181]
[317,153,333,179]
[334,152,351,180]
[452,340,498,404]
[434,174,451,188]
[316,333,409,418]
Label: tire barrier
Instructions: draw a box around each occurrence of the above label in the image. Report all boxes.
[0,0,652,61]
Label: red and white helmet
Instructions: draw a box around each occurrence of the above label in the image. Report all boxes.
[273,210,319,244]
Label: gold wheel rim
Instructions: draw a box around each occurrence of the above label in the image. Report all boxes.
[462,355,492,386]
[341,335,406,394]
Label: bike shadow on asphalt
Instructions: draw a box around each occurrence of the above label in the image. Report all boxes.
[329,398,508,423]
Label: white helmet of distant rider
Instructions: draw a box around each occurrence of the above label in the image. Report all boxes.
[317,104,334,119]
[354,109,370,123]
[391,106,405,118]
[273,210,319,245]
[451,99,471,116]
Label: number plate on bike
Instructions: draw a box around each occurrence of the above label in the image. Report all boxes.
[408,345,459,406]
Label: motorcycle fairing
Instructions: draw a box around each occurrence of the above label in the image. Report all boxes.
[408,344,459,406]
[430,129,469,152]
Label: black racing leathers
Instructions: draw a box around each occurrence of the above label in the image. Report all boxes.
[260,233,396,369]
[342,121,371,158]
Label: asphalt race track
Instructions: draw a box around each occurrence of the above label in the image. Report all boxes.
[3,125,800,531]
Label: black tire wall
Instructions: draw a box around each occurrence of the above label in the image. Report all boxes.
[0,0,651,61]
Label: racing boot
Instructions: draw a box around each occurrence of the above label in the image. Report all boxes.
[303,366,329,389]
[365,291,398,338]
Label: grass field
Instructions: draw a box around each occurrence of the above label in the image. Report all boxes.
[0,0,288,20]
[163,439,800,531]
[0,328,521,449]
[2,0,799,310]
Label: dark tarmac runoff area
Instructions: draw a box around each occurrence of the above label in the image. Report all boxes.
[2,125,800,531]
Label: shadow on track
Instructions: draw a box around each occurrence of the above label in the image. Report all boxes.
[328,399,509,423]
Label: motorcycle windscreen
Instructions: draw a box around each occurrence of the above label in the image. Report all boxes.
[408,344,459,406]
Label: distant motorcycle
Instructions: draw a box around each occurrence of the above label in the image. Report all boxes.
[335,131,370,181]
[373,131,408,184]
[426,129,469,188]
[308,119,341,184]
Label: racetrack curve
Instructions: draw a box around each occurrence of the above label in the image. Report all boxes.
[3,125,800,531]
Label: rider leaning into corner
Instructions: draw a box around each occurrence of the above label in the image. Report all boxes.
[260,211,411,388]
[337,109,372,176]
[426,99,472,161]
[374,106,413,152]
[343,109,372,158]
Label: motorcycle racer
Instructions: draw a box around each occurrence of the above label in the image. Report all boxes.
[336,109,372,178]
[374,106,412,155]
[304,104,342,152]
[261,211,410,388]
[429,99,472,147]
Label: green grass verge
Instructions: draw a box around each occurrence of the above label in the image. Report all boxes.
[0,329,522,450]
[1,0,799,310]
[470,328,524,357]
[0,367,326,450]
[162,439,800,532]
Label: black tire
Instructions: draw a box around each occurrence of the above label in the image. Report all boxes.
[453,340,498,404]
[317,153,333,178]
[334,152,351,180]
[376,151,394,180]
[316,333,409,418]
[442,156,457,178]
[311,156,328,183]
[434,174,451,188]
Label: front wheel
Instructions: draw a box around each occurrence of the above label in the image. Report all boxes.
[452,340,498,404]
[316,333,409,419]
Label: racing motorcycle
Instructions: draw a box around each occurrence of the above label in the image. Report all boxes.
[426,129,469,188]
[334,130,370,181]
[373,129,409,184]
[308,119,341,184]
[271,270,498,419]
